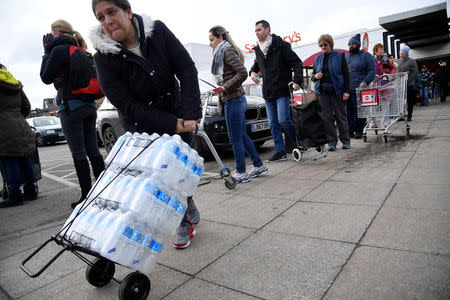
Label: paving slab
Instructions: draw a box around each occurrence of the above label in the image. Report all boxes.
[165,278,260,300]
[239,178,324,201]
[362,206,450,254]
[385,183,450,211]
[201,195,295,229]
[264,202,378,243]
[398,165,450,185]
[301,181,393,206]
[324,246,450,300]
[197,230,354,300]
[158,220,254,275]
[331,167,403,183]
[19,264,191,300]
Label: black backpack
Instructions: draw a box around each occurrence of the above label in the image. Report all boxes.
[68,46,104,101]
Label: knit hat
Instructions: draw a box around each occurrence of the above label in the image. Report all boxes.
[400,46,410,57]
[348,34,361,46]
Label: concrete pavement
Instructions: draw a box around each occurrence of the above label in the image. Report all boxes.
[0,99,449,299]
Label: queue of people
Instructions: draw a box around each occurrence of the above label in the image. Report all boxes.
[1,0,448,253]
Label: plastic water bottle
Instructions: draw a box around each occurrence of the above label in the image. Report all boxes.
[129,133,160,172]
[104,132,132,167]
[120,176,144,213]
[133,235,164,274]
[118,216,145,267]
[100,211,132,262]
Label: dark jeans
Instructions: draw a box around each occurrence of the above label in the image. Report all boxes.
[265,96,297,154]
[439,85,448,102]
[406,87,416,118]
[346,90,366,134]
[0,156,35,195]
[318,84,350,145]
[60,105,102,161]
[224,96,263,173]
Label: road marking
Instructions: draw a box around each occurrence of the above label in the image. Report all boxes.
[61,171,76,179]
[42,171,78,187]
[43,162,71,172]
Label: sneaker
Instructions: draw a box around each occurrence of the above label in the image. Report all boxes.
[173,223,196,249]
[186,197,200,225]
[342,142,351,150]
[231,171,251,183]
[328,144,337,152]
[249,165,269,178]
[266,152,287,163]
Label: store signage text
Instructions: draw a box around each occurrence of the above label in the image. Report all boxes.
[244,32,301,53]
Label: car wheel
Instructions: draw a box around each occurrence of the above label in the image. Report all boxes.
[193,136,212,160]
[103,126,117,154]
[36,133,45,147]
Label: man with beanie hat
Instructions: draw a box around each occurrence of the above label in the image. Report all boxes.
[345,34,376,138]
[397,46,418,121]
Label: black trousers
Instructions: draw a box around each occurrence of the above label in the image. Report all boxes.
[406,87,416,118]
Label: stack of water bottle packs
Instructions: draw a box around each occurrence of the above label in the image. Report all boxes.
[60,132,204,274]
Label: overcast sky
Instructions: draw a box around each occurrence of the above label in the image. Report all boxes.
[0,0,446,109]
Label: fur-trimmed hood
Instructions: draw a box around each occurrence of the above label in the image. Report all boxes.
[89,14,155,55]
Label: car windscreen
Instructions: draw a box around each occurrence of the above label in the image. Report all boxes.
[33,117,60,127]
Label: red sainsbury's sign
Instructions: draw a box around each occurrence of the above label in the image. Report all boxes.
[244,31,301,53]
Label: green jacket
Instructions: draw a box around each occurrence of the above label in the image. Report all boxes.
[397,57,418,88]
[0,70,36,157]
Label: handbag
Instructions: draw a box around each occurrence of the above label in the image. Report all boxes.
[301,76,318,105]
[26,149,42,181]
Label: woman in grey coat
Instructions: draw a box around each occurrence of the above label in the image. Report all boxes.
[0,64,38,207]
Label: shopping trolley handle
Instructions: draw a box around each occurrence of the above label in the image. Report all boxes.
[20,236,70,278]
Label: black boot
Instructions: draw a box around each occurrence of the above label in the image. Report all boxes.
[89,155,105,180]
[24,183,38,201]
[72,158,92,209]
[0,192,24,208]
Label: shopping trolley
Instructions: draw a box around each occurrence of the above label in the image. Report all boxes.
[356,72,410,143]
[191,89,236,189]
[20,137,165,300]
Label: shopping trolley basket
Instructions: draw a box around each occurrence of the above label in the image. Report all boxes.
[356,72,410,142]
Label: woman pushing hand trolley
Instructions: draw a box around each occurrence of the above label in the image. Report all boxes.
[356,72,410,142]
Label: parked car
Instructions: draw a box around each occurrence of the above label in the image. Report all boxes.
[26,116,65,147]
[96,99,125,153]
[96,79,272,156]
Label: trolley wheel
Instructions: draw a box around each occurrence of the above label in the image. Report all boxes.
[363,134,367,143]
[219,168,231,178]
[118,272,151,300]
[224,177,237,189]
[384,135,388,143]
[85,258,115,287]
[292,148,303,162]
[375,130,378,135]
[406,127,410,136]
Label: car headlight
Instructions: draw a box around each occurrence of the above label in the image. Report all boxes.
[205,106,220,117]
[46,129,55,134]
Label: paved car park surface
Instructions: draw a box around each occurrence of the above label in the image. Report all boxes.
[1,101,449,299]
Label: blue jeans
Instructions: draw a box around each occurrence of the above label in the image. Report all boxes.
[60,105,102,161]
[264,96,296,154]
[224,96,263,173]
[420,86,429,105]
[0,156,35,195]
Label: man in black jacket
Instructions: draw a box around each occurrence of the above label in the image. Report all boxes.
[250,20,303,162]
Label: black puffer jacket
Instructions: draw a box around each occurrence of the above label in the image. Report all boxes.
[250,34,303,100]
[0,72,35,157]
[40,36,80,105]
[90,14,201,135]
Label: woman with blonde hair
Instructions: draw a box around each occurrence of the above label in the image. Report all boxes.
[209,25,268,183]
[311,34,350,151]
[40,19,105,209]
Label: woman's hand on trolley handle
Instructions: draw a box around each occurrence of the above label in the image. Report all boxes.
[175,119,197,133]
[343,92,350,101]
[288,81,301,91]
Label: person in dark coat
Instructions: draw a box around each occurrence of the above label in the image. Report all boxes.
[0,64,38,207]
[40,19,105,209]
[90,0,202,249]
[312,34,351,151]
[209,25,268,184]
[249,20,303,162]
[436,61,449,102]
